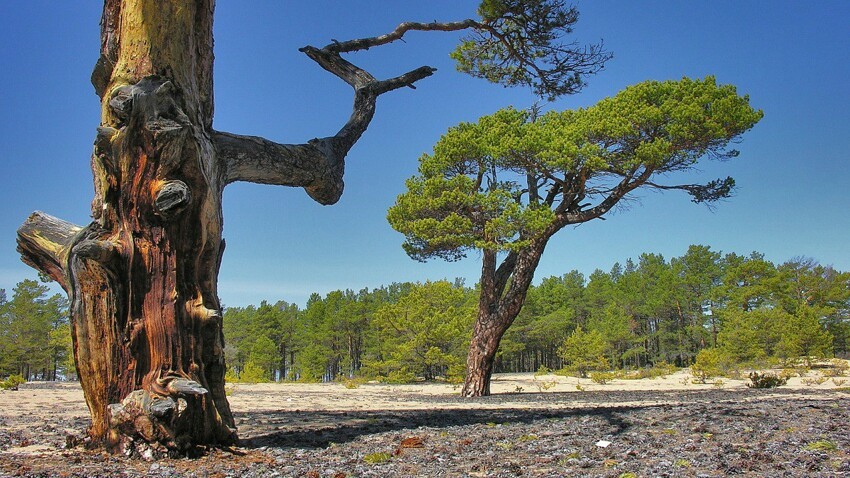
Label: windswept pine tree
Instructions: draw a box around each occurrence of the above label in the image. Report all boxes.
[389,78,763,396]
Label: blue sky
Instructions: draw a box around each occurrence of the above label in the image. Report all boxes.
[1,2,848,307]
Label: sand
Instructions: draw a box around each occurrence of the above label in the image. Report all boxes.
[1,370,848,477]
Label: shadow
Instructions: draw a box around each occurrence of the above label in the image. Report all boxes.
[237,387,836,450]
[239,405,640,449]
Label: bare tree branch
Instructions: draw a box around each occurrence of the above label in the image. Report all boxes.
[321,20,480,53]
[217,45,436,205]
[16,212,82,290]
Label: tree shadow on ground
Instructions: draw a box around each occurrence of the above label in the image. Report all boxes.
[237,388,722,450]
[237,387,825,450]
[239,405,637,449]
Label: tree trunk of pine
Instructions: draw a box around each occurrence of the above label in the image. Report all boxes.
[462,243,545,397]
[461,312,509,397]
[17,0,235,452]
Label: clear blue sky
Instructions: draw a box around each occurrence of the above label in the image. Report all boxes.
[1,2,848,307]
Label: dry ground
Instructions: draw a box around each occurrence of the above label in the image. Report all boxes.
[1,370,849,477]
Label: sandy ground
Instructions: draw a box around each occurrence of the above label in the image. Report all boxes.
[1,369,846,448]
[1,370,848,477]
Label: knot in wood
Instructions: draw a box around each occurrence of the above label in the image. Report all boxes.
[108,85,135,123]
[109,76,190,129]
[154,180,191,219]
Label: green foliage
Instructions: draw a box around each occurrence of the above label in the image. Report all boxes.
[775,305,833,364]
[804,440,837,452]
[249,335,278,381]
[223,299,300,381]
[187,245,843,384]
[823,359,849,377]
[558,326,609,377]
[590,371,616,384]
[534,365,552,376]
[224,366,239,383]
[452,0,610,99]
[389,78,762,264]
[363,281,474,382]
[691,348,725,384]
[0,374,26,390]
[719,303,833,367]
[747,372,787,389]
[0,280,70,381]
[238,361,270,383]
[363,452,392,464]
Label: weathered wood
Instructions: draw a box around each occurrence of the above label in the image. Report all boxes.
[16,212,81,290]
[18,0,485,452]
[19,0,235,452]
[216,44,436,206]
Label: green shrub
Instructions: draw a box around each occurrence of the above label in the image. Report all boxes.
[0,374,26,390]
[823,359,849,377]
[691,348,724,384]
[620,361,678,380]
[747,371,787,389]
[804,440,837,452]
[445,363,467,384]
[558,326,610,378]
[534,365,552,377]
[340,377,364,389]
[238,361,270,383]
[224,366,240,383]
[381,369,417,384]
[363,452,392,464]
[590,371,617,385]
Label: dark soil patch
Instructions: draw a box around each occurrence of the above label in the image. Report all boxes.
[1,388,848,477]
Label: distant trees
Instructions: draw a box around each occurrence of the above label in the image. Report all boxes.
[365,281,475,382]
[222,281,477,383]
[2,248,843,388]
[214,247,847,384]
[501,250,847,372]
[0,280,70,381]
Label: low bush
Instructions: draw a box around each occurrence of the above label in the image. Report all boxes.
[590,371,617,385]
[0,374,26,391]
[620,361,678,380]
[823,359,849,377]
[747,371,787,388]
[691,349,724,384]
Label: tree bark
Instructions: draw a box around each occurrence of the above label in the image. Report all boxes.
[461,242,546,397]
[19,0,234,452]
[462,311,511,397]
[17,0,440,452]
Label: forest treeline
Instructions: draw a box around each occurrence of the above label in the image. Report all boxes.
[2,245,848,384]
[221,245,849,383]
[0,280,71,381]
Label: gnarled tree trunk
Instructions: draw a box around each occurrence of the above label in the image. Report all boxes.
[17,0,437,452]
[19,0,231,452]
[461,242,546,397]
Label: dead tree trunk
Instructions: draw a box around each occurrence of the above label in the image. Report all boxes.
[18,0,233,451]
[17,0,437,451]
